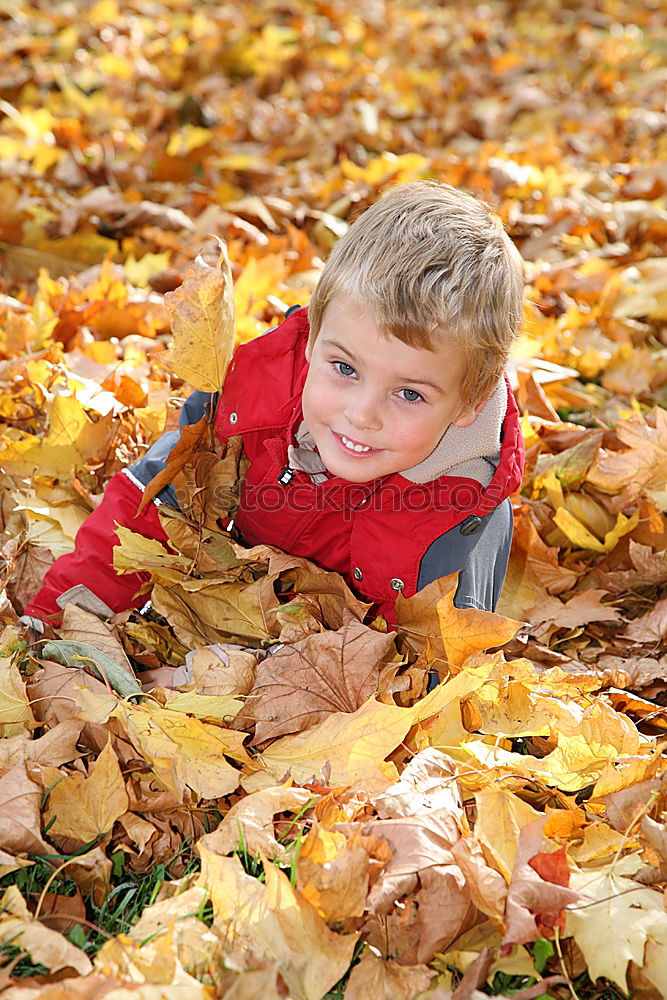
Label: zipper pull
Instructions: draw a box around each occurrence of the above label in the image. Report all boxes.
[277,466,294,485]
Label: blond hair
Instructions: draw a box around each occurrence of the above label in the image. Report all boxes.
[308,181,524,408]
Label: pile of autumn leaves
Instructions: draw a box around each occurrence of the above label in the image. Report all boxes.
[1,388,667,999]
[1,254,667,998]
[2,516,667,1000]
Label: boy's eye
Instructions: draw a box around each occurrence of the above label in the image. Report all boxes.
[398,388,424,403]
[334,361,356,377]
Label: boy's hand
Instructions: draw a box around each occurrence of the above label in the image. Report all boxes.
[18,614,57,645]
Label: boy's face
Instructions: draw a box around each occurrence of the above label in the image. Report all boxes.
[302,297,480,484]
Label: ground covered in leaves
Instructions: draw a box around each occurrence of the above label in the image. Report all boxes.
[2,0,667,997]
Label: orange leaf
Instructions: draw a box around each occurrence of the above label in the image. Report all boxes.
[436,581,523,670]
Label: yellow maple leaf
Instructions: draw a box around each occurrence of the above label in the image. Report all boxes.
[0,635,33,739]
[43,740,129,843]
[437,585,523,670]
[258,660,494,787]
[112,702,244,800]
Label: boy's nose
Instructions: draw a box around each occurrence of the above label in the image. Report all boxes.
[345,395,382,432]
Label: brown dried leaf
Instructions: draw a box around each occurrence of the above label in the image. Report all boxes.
[503,817,581,947]
[622,596,667,643]
[199,848,358,1000]
[0,761,51,863]
[343,949,433,1000]
[248,618,395,743]
[59,603,134,676]
[137,414,210,513]
[362,808,478,964]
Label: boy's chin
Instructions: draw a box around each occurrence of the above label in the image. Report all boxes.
[324,453,395,483]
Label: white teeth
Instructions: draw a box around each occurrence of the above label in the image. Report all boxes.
[341,435,371,453]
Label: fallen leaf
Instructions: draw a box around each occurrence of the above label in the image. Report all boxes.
[0,760,51,865]
[59,603,135,677]
[0,885,92,976]
[296,823,371,925]
[362,808,479,963]
[258,660,494,787]
[622,596,667,643]
[566,864,667,992]
[197,785,314,863]
[112,701,244,799]
[0,637,33,737]
[199,848,358,1000]
[587,406,667,497]
[248,617,395,743]
[503,817,581,946]
[437,584,523,670]
[395,572,459,669]
[343,949,433,999]
[163,242,235,392]
[44,739,129,844]
[473,787,542,883]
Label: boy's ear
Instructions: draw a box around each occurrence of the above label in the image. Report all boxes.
[452,398,487,428]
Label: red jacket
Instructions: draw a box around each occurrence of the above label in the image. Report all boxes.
[26,308,524,626]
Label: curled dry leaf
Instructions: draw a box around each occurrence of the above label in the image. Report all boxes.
[197,784,314,863]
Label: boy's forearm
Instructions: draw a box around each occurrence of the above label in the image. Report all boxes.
[24,471,168,626]
[24,389,219,627]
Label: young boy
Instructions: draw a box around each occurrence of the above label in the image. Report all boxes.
[23,182,525,631]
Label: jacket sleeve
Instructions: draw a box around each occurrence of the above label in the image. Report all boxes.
[417,498,514,612]
[24,390,216,626]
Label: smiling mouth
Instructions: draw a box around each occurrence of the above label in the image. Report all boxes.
[334,431,380,455]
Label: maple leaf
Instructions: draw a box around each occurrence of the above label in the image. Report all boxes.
[622,595,667,643]
[566,865,667,993]
[343,950,433,999]
[587,407,667,496]
[247,617,396,743]
[0,633,33,738]
[437,581,523,670]
[258,659,494,787]
[199,848,358,1000]
[43,740,129,844]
